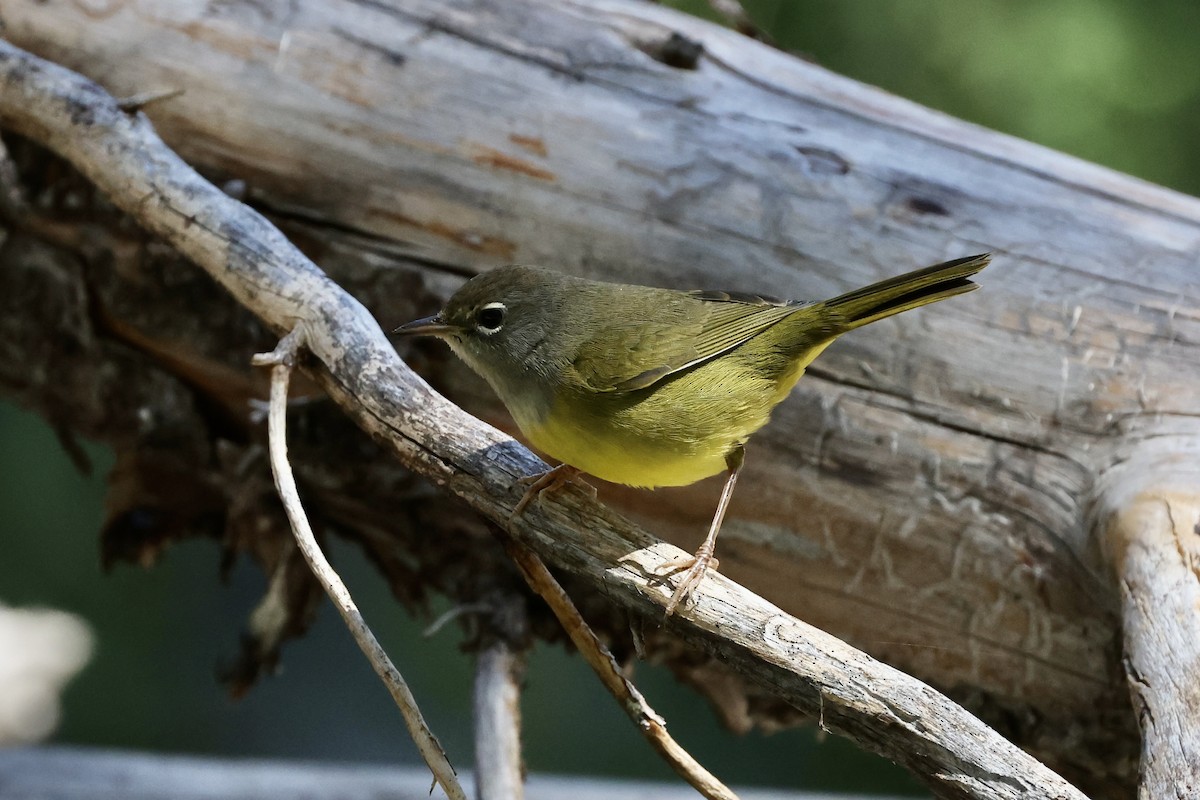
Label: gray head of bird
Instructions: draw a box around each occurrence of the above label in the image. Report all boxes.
[394,265,576,382]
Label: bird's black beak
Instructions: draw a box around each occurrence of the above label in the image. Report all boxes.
[393,314,456,337]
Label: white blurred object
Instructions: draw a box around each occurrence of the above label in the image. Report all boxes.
[0,604,93,744]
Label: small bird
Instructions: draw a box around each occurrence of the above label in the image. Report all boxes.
[397,253,990,614]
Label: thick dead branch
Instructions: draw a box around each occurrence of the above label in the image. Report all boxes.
[0,40,1087,800]
[0,8,1152,779]
[16,0,1200,794]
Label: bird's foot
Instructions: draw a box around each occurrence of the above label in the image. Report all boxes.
[510,464,592,520]
[660,547,720,616]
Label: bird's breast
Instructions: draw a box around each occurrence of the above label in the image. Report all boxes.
[520,407,732,488]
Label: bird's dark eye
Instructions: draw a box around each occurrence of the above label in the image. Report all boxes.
[475,303,506,333]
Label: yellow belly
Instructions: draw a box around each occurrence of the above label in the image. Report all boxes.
[522,408,730,488]
[516,340,831,488]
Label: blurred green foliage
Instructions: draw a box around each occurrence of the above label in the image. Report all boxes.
[6,1,1199,795]
[670,0,1200,197]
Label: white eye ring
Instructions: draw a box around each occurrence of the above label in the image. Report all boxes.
[475,302,507,334]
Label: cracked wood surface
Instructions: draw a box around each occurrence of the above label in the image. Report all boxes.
[3,0,1200,794]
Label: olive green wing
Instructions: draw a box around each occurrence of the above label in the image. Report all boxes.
[571,291,802,393]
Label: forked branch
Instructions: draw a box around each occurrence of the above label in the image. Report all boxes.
[252,330,466,800]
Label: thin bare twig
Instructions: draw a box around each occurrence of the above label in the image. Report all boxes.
[251,329,467,800]
[499,533,739,800]
[424,603,490,638]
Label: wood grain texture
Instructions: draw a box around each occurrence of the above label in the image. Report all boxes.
[4,0,1199,793]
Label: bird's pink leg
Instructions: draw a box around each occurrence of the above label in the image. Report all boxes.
[663,445,745,616]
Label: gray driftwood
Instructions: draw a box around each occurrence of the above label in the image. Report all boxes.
[2,0,1198,796]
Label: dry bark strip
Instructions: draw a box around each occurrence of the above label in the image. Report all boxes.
[0,39,1087,800]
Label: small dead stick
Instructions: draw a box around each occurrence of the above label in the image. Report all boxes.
[498,532,741,800]
[252,328,466,800]
[474,640,526,800]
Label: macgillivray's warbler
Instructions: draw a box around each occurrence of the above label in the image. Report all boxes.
[397,253,990,614]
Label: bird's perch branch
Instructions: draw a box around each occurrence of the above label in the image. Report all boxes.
[0,39,1086,800]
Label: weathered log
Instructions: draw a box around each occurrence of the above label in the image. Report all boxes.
[3,0,1198,794]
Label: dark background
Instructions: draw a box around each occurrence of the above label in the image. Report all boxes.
[4,1,1198,795]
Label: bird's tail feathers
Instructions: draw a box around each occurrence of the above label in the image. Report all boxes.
[819,253,991,333]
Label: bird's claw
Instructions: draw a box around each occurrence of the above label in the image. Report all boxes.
[510,464,592,520]
[661,549,719,616]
